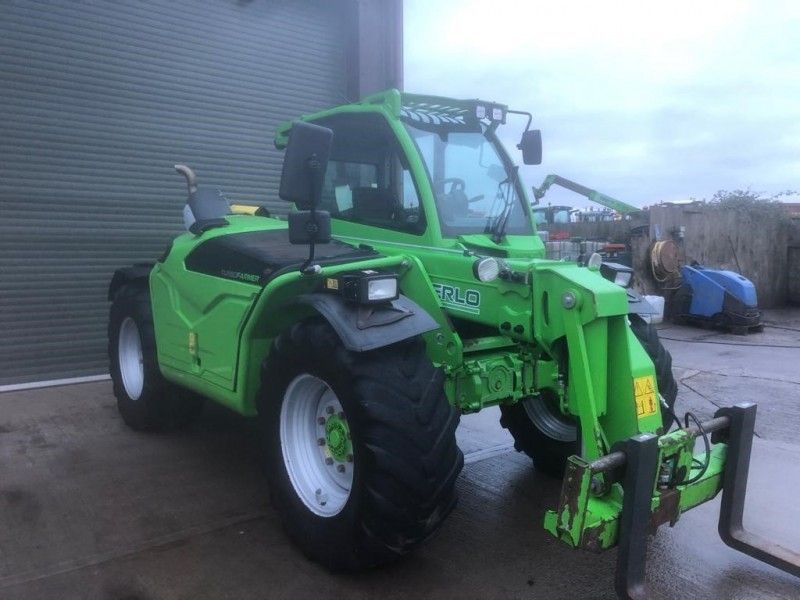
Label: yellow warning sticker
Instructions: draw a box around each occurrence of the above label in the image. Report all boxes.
[633,375,658,419]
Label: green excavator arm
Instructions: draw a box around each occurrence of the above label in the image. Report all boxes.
[532,174,641,215]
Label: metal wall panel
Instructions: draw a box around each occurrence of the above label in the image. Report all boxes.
[0,0,349,385]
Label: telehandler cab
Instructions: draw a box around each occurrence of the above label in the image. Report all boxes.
[108,90,798,598]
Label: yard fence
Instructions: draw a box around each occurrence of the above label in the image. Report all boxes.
[554,204,800,308]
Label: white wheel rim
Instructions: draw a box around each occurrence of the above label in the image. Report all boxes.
[280,374,353,517]
[118,317,144,400]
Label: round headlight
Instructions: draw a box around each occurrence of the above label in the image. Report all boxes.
[587,252,602,271]
[473,257,500,282]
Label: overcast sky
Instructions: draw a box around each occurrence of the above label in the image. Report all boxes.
[404,0,800,207]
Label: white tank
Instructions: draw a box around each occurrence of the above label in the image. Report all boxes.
[643,295,665,324]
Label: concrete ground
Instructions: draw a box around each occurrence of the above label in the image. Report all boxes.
[1,310,799,599]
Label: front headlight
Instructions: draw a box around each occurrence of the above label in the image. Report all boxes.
[367,277,398,301]
[600,261,634,288]
[587,252,603,271]
[473,257,500,282]
[328,271,400,304]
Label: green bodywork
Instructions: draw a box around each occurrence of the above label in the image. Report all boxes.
[147,89,729,553]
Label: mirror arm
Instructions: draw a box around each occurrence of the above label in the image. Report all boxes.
[507,109,533,132]
[299,223,317,272]
[300,154,323,273]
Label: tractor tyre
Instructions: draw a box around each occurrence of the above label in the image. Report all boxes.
[259,320,463,571]
[629,314,678,427]
[499,389,577,478]
[109,283,203,431]
[500,314,678,478]
[669,284,693,324]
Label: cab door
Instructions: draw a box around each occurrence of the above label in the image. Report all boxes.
[308,111,437,247]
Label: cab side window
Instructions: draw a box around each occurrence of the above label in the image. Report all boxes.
[314,113,424,234]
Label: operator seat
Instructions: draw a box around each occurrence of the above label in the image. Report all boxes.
[352,187,396,224]
[183,187,230,229]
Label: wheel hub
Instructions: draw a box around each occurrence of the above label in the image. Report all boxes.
[280,373,354,517]
[324,414,350,462]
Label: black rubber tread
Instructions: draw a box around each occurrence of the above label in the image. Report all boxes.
[628,314,678,424]
[499,391,576,478]
[259,320,463,571]
[500,315,679,477]
[108,283,203,431]
[668,284,693,323]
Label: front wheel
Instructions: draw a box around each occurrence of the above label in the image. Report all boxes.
[500,315,678,478]
[259,320,463,571]
[500,390,577,478]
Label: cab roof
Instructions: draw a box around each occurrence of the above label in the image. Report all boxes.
[275,89,510,148]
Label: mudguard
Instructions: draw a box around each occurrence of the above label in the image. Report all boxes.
[108,264,154,301]
[297,293,439,352]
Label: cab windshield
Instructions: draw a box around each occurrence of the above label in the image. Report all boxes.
[405,124,532,238]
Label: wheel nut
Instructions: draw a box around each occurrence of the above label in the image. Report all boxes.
[317,416,326,425]
[337,464,345,473]
[346,454,353,463]
[325,457,333,465]
[317,438,326,446]
[338,411,345,419]
[326,406,334,415]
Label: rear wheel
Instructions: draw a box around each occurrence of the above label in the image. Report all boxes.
[500,314,678,477]
[108,283,203,431]
[259,320,463,570]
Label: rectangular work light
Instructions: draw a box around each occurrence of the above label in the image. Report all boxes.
[600,261,634,288]
[325,270,399,304]
[474,102,506,124]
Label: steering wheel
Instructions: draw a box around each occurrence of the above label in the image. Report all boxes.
[436,177,465,195]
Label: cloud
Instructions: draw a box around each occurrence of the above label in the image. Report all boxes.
[405,0,800,205]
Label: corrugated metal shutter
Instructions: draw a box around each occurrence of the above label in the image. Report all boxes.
[0,0,348,386]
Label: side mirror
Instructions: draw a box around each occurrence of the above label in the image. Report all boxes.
[518,129,542,165]
[279,121,333,210]
[288,210,331,244]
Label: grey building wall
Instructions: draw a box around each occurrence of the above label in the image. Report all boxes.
[0,0,402,387]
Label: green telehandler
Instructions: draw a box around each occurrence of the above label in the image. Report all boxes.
[107,90,798,598]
